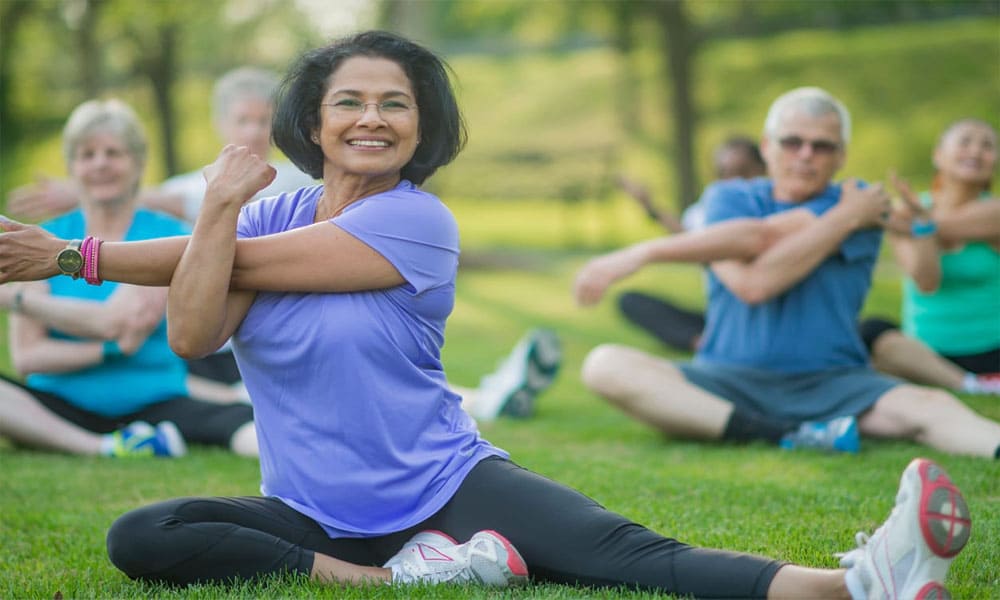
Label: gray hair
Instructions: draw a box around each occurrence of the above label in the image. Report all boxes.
[212,66,280,124]
[62,99,147,171]
[763,87,851,147]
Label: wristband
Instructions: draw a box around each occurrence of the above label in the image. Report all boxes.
[102,340,123,360]
[910,219,937,238]
[81,236,104,286]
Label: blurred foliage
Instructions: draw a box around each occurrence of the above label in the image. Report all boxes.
[1,1,998,221]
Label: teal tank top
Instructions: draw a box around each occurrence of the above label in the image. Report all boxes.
[902,193,1000,355]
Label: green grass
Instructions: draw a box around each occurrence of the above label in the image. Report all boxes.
[3,250,999,598]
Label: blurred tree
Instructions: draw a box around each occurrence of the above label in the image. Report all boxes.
[403,0,998,210]
[0,0,321,188]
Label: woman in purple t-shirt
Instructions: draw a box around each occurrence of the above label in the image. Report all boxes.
[0,31,969,599]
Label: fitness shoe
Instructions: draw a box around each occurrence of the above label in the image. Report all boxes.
[779,415,860,453]
[471,329,562,421]
[839,458,971,600]
[384,530,458,572]
[104,421,187,458]
[386,529,529,587]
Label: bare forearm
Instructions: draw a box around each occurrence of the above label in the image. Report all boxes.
[935,200,1000,245]
[15,292,124,340]
[98,237,189,286]
[167,202,241,358]
[637,218,770,265]
[12,339,103,375]
[723,205,859,303]
[890,235,941,292]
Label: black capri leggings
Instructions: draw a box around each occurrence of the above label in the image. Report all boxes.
[107,457,782,597]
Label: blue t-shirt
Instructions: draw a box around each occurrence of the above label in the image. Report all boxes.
[27,209,191,417]
[233,181,507,538]
[694,178,883,373]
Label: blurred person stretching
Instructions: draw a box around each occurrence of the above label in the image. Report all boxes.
[0,99,256,457]
[575,87,1000,459]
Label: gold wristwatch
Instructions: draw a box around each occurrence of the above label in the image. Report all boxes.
[56,239,84,279]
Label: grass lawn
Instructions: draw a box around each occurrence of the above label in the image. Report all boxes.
[2,245,999,599]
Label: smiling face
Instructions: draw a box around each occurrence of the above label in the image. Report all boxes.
[933,120,997,188]
[313,56,419,186]
[762,108,846,202]
[69,131,142,206]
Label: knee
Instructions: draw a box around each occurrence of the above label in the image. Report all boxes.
[581,344,635,399]
[106,504,170,580]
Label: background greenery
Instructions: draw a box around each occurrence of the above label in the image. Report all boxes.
[1,9,999,600]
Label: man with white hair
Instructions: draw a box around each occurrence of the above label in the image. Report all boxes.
[574,86,1000,461]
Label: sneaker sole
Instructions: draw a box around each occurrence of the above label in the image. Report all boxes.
[914,459,970,559]
[478,530,529,584]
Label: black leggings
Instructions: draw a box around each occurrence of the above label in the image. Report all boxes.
[107,457,782,597]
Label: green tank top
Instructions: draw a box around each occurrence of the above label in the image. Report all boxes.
[902,193,1000,355]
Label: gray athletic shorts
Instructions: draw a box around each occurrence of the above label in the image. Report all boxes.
[679,361,901,421]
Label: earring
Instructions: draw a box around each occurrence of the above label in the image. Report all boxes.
[311,134,319,144]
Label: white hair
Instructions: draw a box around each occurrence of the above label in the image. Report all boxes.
[212,66,280,125]
[763,87,851,146]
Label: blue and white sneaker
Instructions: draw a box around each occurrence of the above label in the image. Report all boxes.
[779,415,860,453]
[469,329,562,421]
[104,421,187,458]
[839,458,970,599]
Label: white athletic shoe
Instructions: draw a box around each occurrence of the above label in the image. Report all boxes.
[839,458,971,600]
[385,529,529,587]
[383,529,458,572]
[469,329,561,421]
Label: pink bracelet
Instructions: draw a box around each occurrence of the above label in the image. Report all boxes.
[81,235,104,286]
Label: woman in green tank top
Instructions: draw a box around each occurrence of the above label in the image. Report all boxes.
[890,119,999,379]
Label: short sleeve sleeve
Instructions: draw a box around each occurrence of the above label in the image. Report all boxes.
[334,190,459,295]
[701,180,761,225]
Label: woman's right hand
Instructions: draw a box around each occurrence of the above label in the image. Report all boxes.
[201,144,277,211]
[0,216,64,283]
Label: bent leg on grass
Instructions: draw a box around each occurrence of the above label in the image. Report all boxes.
[581,343,731,439]
[859,384,1000,457]
[0,378,102,454]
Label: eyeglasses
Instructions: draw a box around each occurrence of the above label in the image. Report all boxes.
[320,98,414,117]
[777,136,841,155]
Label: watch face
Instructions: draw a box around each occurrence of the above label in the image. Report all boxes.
[57,248,84,274]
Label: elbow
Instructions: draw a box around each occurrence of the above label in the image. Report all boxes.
[726,276,773,305]
[167,326,212,360]
[168,337,209,360]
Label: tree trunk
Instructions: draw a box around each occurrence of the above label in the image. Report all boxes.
[143,24,179,177]
[650,0,699,209]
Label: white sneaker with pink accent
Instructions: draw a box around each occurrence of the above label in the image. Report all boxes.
[384,529,529,587]
[839,458,971,600]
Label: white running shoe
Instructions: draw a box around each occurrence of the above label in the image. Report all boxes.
[839,458,971,600]
[383,530,458,572]
[385,529,529,587]
[469,329,561,421]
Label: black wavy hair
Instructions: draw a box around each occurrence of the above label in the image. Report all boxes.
[272,30,467,185]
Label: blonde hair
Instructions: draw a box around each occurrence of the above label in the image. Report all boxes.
[62,99,148,173]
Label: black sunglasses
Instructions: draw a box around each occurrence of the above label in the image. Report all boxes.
[778,136,841,155]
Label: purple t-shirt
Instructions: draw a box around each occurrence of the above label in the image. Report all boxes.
[233,181,507,538]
